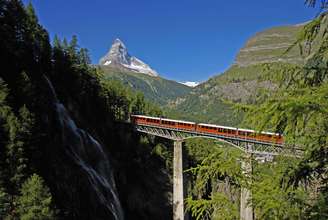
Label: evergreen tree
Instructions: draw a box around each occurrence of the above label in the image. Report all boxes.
[305,0,328,8]
[62,38,69,52]
[52,35,61,49]
[25,2,38,25]
[131,92,146,115]
[68,35,79,62]
[77,48,91,65]
[0,187,10,218]
[17,174,54,220]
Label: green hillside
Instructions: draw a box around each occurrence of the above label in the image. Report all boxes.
[99,65,192,105]
[166,64,285,126]
[235,25,305,66]
[167,16,328,126]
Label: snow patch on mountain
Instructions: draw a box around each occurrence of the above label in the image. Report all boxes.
[104,60,112,65]
[180,81,200,87]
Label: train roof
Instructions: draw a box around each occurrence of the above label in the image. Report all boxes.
[237,128,280,136]
[132,115,196,124]
[198,123,237,130]
[198,123,281,136]
[160,118,196,124]
[131,115,161,120]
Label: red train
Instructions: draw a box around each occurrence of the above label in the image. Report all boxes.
[131,115,283,145]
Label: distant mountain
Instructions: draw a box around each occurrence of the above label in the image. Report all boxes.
[99,39,159,77]
[99,66,192,105]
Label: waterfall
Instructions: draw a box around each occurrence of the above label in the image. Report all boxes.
[44,76,124,220]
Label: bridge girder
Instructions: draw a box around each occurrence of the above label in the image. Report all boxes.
[135,124,302,157]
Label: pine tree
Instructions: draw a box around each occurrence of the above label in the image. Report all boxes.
[68,35,79,63]
[131,92,146,115]
[77,48,91,65]
[0,187,10,218]
[25,2,38,25]
[17,174,54,220]
[53,35,61,49]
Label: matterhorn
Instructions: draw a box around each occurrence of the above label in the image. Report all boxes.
[99,38,159,77]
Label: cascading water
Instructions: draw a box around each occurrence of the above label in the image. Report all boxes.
[44,76,124,220]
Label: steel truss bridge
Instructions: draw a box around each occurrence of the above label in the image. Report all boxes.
[134,124,302,157]
[133,118,303,220]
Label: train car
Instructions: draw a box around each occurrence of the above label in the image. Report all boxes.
[255,131,283,145]
[131,115,196,132]
[237,128,255,140]
[237,128,283,145]
[197,123,237,137]
[161,118,196,131]
[131,115,161,126]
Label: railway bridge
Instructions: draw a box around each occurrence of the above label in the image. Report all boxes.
[131,115,302,220]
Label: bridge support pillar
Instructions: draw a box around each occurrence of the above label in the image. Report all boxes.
[240,154,253,220]
[173,140,184,220]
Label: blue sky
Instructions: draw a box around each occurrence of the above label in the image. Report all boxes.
[23,0,318,82]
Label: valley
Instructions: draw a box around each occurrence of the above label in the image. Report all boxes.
[1,1,328,220]
[96,22,311,126]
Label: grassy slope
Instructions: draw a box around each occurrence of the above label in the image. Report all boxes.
[99,66,192,105]
[235,25,304,66]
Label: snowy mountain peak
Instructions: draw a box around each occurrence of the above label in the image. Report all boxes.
[99,38,159,77]
[113,38,124,44]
